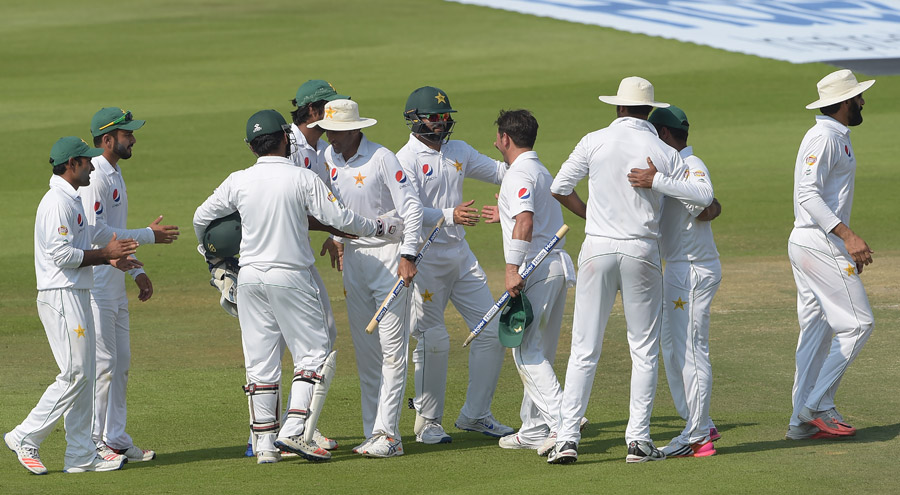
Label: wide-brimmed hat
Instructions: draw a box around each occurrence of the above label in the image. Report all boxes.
[498,293,533,348]
[806,69,875,109]
[308,99,377,131]
[598,76,669,108]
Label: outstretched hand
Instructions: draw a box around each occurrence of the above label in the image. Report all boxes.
[150,215,180,244]
[454,199,480,226]
[480,194,500,224]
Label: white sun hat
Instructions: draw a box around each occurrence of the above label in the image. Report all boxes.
[806,69,875,109]
[598,76,669,108]
[308,99,377,131]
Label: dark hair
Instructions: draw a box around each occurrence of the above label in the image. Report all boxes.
[249,132,285,156]
[495,109,538,148]
[622,105,653,118]
[820,101,841,116]
[291,99,327,125]
[51,158,68,175]
[668,127,689,142]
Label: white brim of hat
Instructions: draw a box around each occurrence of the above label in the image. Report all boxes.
[806,79,875,109]
[598,96,669,108]
[308,118,377,131]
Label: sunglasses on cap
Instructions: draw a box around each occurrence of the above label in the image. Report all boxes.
[98,110,133,131]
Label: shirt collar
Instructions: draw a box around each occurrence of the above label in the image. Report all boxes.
[406,133,440,155]
[816,115,850,136]
[49,174,80,200]
[92,154,117,176]
[679,146,694,159]
[334,134,373,164]
[611,117,659,136]
[509,150,538,168]
[255,155,294,166]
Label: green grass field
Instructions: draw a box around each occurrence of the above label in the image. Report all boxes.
[1,0,899,493]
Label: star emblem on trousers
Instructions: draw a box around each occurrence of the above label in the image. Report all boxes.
[74,325,86,338]
[844,263,856,277]
[354,172,366,185]
[673,297,686,310]
[421,289,433,302]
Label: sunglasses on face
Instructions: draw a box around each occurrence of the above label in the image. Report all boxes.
[98,111,133,131]
[422,113,452,122]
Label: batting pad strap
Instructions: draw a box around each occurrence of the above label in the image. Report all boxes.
[251,421,280,434]
[243,383,279,396]
[286,409,309,420]
[505,239,530,266]
[293,369,323,385]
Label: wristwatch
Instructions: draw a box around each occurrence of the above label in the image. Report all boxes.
[400,254,417,263]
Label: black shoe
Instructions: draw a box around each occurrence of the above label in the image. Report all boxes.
[547,441,578,464]
[626,440,665,463]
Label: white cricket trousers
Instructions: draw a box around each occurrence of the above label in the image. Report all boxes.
[512,252,570,442]
[237,265,330,449]
[90,294,134,450]
[661,259,720,444]
[788,228,874,426]
[9,289,96,469]
[410,240,504,422]
[557,235,663,445]
[343,243,411,439]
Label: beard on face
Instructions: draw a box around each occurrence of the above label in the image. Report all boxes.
[848,98,863,127]
[113,135,133,159]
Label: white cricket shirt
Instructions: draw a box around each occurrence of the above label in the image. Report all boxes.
[35,175,91,290]
[193,156,379,270]
[659,147,719,262]
[550,117,713,241]
[498,151,566,260]
[396,134,507,245]
[325,134,423,256]
[793,115,856,234]
[290,123,331,185]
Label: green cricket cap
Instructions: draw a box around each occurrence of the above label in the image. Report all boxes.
[49,136,104,166]
[498,293,533,348]
[246,109,288,141]
[294,80,348,108]
[90,107,145,137]
[648,105,689,133]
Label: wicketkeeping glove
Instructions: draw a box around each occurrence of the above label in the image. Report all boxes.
[375,211,404,243]
[208,257,239,317]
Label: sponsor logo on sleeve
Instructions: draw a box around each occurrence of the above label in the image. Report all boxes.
[304,156,311,168]
[395,171,407,184]
[94,201,103,215]
[423,163,433,177]
[845,145,851,157]
[693,170,706,177]
[77,214,83,227]
[805,155,817,166]
[330,167,338,182]
[58,225,68,235]
[112,189,120,202]
[518,187,531,200]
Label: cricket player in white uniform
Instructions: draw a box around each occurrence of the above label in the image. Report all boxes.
[5,137,140,475]
[647,106,722,458]
[489,110,575,451]
[395,86,513,445]
[194,110,396,464]
[80,108,180,464]
[309,99,423,458]
[786,70,875,440]
[547,77,713,464]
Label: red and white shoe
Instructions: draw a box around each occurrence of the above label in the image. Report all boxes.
[6,432,47,475]
[113,444,157,462]
[799,407,856,437]
[97,443,127,462]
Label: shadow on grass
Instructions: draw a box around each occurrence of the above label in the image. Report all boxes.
[717,423,900,455]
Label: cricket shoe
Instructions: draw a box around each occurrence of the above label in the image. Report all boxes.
[5,432,47,475]
[784,423,840,440]
[499,433,542,450]
[352,436,375,454]
[112,444,156,462]
[64,454,126,473]
[455,413,514,438]
[313,429,338,450]
[546,441,578,465]
[256,450,282,464]
[538,417,589,457]
[626,440,666,463]
[798,407,856,437]
[418,422,452,444]
[359,433,404,458]
[97,443,127,463]
[709,426,721,442]
[661,438,716,458]
[275,435,331,462]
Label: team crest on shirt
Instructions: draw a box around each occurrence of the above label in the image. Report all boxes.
[304,156,311,168]
[330,167,338,181]
[805,155,817,166]
[423,163,433,177]
[517,187,531,200]
[395,171,407,184]
[77,214,83,227]
[112,189,120,202]
[58,225,68,235]
[94,201,103,215]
